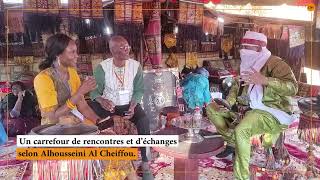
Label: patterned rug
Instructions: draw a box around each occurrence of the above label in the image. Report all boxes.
[1,122,320,179]
[138,121,320,179]
[0,161,28,180]
[0,138,31,180]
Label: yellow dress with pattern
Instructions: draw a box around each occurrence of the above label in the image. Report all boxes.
[33,67,136,180]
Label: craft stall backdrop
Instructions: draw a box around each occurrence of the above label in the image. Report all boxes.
[254,24,306,81]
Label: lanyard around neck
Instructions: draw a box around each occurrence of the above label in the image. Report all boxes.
[113,65,126,88]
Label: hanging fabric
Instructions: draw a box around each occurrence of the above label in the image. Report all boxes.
[178,1,203,26]
[23,0,60,14]
[281,26,289,40]
[202,16,222,36]
[288,26,305,80]
[165,53,178,68]
[144,1,161,66]
[68,0,103,18]
[114,0,143,24]
[288,25,305,48]
[186,52,198,69]
[5,10,24,33]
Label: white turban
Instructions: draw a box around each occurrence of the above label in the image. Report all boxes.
[241,31,267,47]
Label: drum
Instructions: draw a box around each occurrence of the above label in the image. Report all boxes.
[30,123,101,180]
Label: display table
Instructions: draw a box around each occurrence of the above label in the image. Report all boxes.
[153,127,225,180]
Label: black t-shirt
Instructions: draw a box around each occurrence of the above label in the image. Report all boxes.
[1,90,39,118]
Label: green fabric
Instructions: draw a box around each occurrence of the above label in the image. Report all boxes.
[89,64,144,103]
[226,56,298,113]
[233,110,287,180]
[90,64,105,101]
[132,66,144,103]
[206,106,235,146]
[207,56,297,180]
[206,106,287,180]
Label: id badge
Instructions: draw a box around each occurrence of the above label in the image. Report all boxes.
[118,90,130,105]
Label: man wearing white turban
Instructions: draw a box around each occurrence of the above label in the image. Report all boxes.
[206,31,298,179]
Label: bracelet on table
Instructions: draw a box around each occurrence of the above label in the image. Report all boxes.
[66,99,76,109]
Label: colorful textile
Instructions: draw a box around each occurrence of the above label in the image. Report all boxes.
[5,10,24,33]
[203,16,219,36]
[228,56,298,113]
[23,0,37,12]
[281,26,289,40]
[103,160,135,180]
[297,82,320,97]
[0,161,28,180]
[181,73,210,109]
[80,0,91,18]
[221,36,233,54]
[68,0,80,17]
[23,0,60,14]
[164,34,176,49]
[298,113,320,145]
[165,53,178,68]
[178,2,203,26]
[144,1,161,65]
[287,44,305,80]
[240,32,295,125]
[33,67,81,124]
[254,24,283,40]
[206,108,286,179]
[114,0,143,24]
[207,54,297,179]
[241,31,267,47]
[68,0,103,18]
[185,52,198,69]
[33,160,95,179]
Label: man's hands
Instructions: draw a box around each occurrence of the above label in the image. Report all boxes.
[96,97,115,112]
[123,101,136,120]
[208,99,230,111]
[96,97,136,119]
[240,67,268,86]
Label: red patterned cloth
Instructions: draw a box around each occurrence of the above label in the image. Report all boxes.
[297,82,320,97]
[0,138,32,180]
[178,1,203,26]
[68,0,103,18]
[144,2,161,65]
[203,16,219,36]
[114,0,143,24]
[112,116,138,135]
[5,10,24,33]
[23,0,60,14]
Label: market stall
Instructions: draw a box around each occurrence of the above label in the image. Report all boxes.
[0,0,320,179]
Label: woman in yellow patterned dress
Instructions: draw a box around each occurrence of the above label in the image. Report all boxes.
[33,34,137,180]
